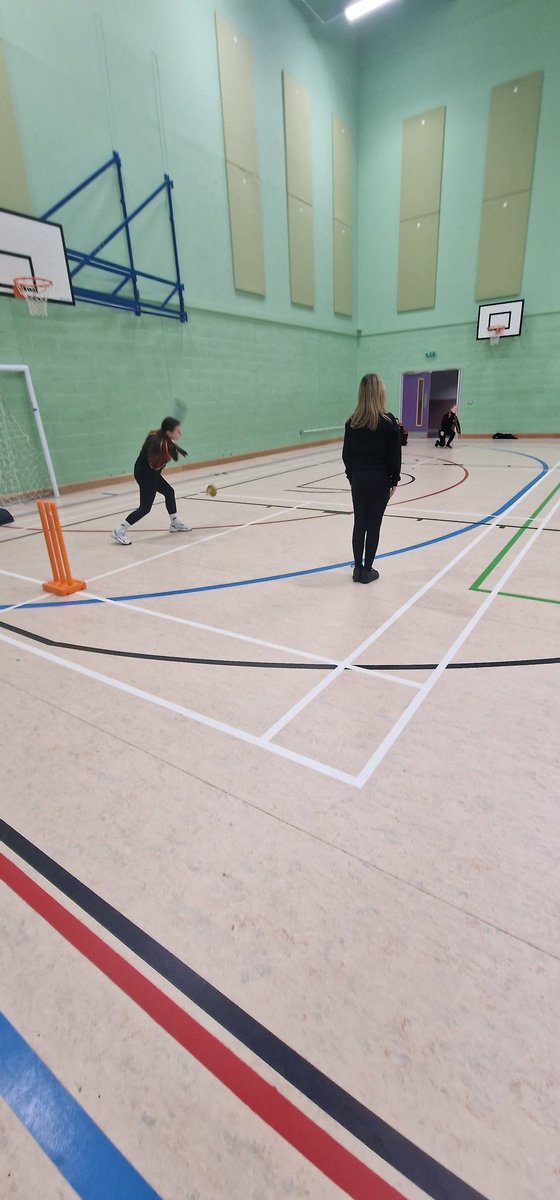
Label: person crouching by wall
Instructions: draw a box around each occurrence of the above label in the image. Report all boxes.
[436,406,461,448]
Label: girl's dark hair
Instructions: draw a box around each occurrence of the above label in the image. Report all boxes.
[144,416,187,468]
[161,416,180,435]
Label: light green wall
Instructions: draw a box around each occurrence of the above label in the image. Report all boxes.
[0,0,357,328]
[1,0,558,485]
[0,0,358,485]
[1,296,354,486]
[357,0,560,432]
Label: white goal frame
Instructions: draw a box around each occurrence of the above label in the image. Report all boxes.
[0,364,60,498]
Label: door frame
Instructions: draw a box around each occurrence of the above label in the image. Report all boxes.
[399,368,463,429]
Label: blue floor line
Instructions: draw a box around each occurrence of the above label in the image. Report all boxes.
[0,1013,161,1200]
[1,452,548,612]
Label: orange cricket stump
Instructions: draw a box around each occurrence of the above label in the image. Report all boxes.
[37,500,87,596]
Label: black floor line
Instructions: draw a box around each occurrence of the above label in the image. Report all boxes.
[1,618,558,671]
[0,821,488,1200]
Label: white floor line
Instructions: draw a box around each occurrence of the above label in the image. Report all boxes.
[0,567,43,584]
[0,592,46,617]
[84,592,419,689]
[0,631,356,787]
[88,591,340,663]
[259,463,560,744]
[354,489,560,789]
[88,505,301,584]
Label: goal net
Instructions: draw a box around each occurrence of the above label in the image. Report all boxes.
[0,368,58,514]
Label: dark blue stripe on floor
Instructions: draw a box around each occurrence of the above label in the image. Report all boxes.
[0,1012,161,1200]
[0,822,488,1200]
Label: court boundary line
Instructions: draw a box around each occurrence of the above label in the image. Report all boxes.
[353,481,560,788]
[259,462,559,746]
[0,1012,161,1200]
[470,479,560,601]
[1,469,556,788]
[0,629,357,785]
[0,852,412,1200]
[0,836,489,1200]
[88,504,302,584]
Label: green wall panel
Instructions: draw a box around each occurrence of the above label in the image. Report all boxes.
[398,214,439,313]
[476,191,530,300]
[216,13,265,295]
[483,72,543,199]
[282,72,314,307]
[282,72,313,205]
[225,163,265,295]
[287,197,314,308]
[476,71,543,299]
[332,114,352,315]
[400,107,445,222]
[0,41,32,213]
[398,107,445,311]
[333,220,352,317]
[332,114,352,227]
[215,14,259,175]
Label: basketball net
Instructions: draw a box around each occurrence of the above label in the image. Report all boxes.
[488,324,505,347]
[12,276,52,318]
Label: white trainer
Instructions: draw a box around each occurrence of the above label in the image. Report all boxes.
[169,516,193,533]
[111,523,132,545]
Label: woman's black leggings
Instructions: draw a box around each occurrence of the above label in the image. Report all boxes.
[126,465,177,526]
[351,473,390,570]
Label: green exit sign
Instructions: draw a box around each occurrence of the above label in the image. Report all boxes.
[425,351,437,358]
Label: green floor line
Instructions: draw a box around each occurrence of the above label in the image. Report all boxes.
[470,479,560,595]
[475,587,560,606]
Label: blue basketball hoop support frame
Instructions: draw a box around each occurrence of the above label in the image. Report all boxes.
[41,152,187,322]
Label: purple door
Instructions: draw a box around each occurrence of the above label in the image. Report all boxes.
[401,373,430,434]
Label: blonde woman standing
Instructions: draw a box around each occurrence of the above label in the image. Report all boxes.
[342,374,401,583]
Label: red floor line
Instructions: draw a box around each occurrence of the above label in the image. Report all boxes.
[389,463,469,508]
[0,854,406,1200]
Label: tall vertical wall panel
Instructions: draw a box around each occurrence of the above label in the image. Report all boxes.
[476,71,543,300]
[332,114,352,316]
[397,106,445,312]
[0,41,32,213]
[282,72,314,308]
[215,14,265,295]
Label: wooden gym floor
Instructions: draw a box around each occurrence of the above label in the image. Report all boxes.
[1,437,559,1200]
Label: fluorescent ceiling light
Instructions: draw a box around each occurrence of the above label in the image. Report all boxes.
[345,0,396,22]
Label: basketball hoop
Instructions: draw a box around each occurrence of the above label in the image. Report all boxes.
[12,276,52,318]
[488,324,505,347]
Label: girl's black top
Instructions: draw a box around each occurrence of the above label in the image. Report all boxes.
[342,415,402,487]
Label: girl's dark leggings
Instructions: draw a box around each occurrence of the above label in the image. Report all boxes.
[126,465,176,525]
[351,472,390,570]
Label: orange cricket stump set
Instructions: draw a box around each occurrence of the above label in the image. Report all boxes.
[37,500,86,596]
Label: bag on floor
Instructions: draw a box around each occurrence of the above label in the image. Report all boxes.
[0,507,14,525]
[492,432,518,439]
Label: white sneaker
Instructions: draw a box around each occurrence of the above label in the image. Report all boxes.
[169,516,193,533]
[111,523,131,545]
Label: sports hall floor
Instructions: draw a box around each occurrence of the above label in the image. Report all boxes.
[1,437,559,1200]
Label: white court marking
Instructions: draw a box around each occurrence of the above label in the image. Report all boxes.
[88,504,302,584]
[259,462,559,744]
[1,462,557,787]
[355,487,560,786]
[86,591,422,690]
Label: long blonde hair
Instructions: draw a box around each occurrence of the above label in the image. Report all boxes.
[350,374,388,431]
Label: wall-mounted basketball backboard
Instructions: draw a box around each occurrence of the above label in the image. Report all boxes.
[0,208,74,305]
[477,299,524,340]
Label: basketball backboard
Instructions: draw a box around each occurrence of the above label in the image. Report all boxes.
[477,299,524,340]
[0,208,74,305]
